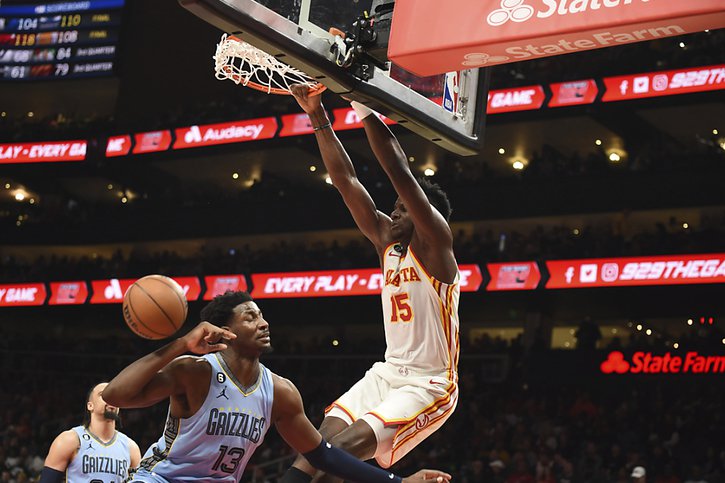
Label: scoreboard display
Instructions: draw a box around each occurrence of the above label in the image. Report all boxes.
[0,0,124,81]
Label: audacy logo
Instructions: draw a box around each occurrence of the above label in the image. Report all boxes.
[487,0,651,27]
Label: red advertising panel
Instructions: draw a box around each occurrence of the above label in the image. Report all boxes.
[331,108,396,131]
[133,130,172,154]
[601,351,725,375]
[49,281,88,305]
[252,268,383,299]
[548,79,598,107]
[546,253,725,289]
[90,278,136,304]
[203,275,249,301]
[487,85,545,114]
[459,264,483,292]
[173,117,277,149]
[0,283,46,306]
[388,0,725,76]
[0,140,86,164]
[279,113,315,137]
[486,262,540,291]
[602,64,725,102]
[252,264,482,299]
[106,135,132,157]
[173,276,201,301]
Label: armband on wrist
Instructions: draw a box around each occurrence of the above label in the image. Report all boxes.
[312,122,332,131]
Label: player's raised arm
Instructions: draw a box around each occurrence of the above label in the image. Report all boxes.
[356,103,453,250]
[103,321,236,409]
[272,375,451,483]
[290,85,392,253]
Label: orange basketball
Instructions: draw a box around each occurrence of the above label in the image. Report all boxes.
[122,275,188,339]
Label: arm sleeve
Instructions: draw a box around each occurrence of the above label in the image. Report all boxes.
[39,467,65,483]
[302,439,403,483]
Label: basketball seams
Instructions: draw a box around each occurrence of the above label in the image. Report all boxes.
[147,276,188,328]
[124,285,168,338]
[133,281,181,332]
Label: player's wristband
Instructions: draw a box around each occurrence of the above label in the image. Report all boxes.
[303,439,403,483]
[350,101,374,120]
[39,467,64,483]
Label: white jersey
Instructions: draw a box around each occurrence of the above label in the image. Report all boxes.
[134,354,274,482]
[381,243,460,381]
[67,426,132,483]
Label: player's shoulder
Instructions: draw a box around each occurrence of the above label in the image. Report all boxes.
[55,428,81,448]
[270,372,303,419]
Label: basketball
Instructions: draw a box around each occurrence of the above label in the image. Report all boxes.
[122,275,188,340]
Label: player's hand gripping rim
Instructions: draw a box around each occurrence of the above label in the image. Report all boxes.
[182,321,236,355]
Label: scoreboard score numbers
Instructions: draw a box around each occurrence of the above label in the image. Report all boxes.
[0,0,124,81]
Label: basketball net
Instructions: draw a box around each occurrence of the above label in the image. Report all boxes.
[213,34,326,96]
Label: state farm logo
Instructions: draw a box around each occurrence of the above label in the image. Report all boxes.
[487,0,651,26]
[487,0,534,26]
[601,351,630,374]
[462,52,510,67]
[601,351,725,374]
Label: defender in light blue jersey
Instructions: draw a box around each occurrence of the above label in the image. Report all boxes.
[40,382,141,483]
[103,291,451,483]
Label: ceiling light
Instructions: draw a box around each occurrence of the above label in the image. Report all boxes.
[1,112,6,117]
[332,339,339,346]
[4,183,9,189]
[107,184,113,190]
[673,342,679,349]
[573,228,580,235]
[29,198,35,204]
[682,222,689,229]
[309,165,317,172]
[678,41,685,48]
[121,196,128,203]
[608,152,621,162]
[408,156,415,162]
[14,192,25,201]
[636,324,642,331]
[423,168,435,176]
[646,329,652,336]
[687,319,693,325]
[498,148,505,155]
[325,177,333,185]
[232,172,239,179]
[595,139,602,146]
[27,111,34,118]
[512,161,524,170]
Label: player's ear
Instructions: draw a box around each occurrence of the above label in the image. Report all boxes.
[87,401,94,412]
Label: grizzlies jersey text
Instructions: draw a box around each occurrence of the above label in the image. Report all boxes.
[134,354,274,482]
[67,426,132,483]
[382,244,460,381]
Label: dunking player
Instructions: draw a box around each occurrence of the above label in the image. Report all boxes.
[283,86,460,483]
[102,291,451,483]
[39,382,141,483]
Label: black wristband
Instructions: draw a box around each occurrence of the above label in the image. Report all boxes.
[312,122,332,131]
[39,467,64,483]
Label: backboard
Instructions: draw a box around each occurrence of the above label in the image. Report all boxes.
[179,0,489,155]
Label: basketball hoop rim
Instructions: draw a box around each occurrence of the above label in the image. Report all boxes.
[219,35,327,96]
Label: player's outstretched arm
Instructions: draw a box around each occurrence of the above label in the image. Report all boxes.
[103,321,236,409]
[39,430,77,483]
[290,85,392,252]
[271,374,452,483]
[356,103,453,250]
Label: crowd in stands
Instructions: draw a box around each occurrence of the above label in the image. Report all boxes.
[0,326,723,483]
[1,206,724,283]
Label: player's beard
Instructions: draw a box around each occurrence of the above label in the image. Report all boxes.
[103,409,121,423]
[262,345,274,354]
